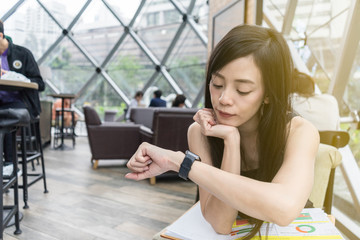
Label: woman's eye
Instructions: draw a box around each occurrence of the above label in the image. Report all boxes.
[237,90,251,95]
[212,83,223,89]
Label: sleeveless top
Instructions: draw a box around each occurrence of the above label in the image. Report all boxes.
[240,112,314,209]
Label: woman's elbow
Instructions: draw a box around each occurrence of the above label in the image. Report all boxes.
[212,223,233,235]
[270,201,301,226]
[273,216,294,227]
[202,208,233,234]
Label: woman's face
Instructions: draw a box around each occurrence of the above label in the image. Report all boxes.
[209,55,266,131]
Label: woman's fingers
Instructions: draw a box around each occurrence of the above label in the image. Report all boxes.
[193,109,219,136]
[125,172,148,181]
[127,145,151,171]
[126,142,178,181]
[194,109,216,127]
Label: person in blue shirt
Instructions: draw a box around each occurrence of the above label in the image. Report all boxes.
[149,90,167,107]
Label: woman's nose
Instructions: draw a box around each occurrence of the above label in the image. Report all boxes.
[219,89,233,105]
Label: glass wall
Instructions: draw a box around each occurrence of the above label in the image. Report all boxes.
[1,0,209,118]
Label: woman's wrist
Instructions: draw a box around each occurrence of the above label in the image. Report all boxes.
[170,151,185,172]
[223,129,240,144]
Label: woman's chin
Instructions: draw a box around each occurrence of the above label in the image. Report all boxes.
[217,119,239,127]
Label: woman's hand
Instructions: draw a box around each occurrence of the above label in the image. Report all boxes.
[193,108,239,141]
[125,142,184,181]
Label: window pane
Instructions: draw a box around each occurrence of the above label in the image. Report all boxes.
[107,36,155,100]
[40,0,87,28]
[291,0,352,92]
[3,0,62,60]
[71,0,123,64]
[41,37,94,93]
[75,75,126,120]
[166,25,207,103]
[106,0,142,25]
[0,1,19,19]
[263,0,288,31]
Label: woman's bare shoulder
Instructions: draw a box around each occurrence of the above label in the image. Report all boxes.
[188,122,204,142]
[289,116,319,140]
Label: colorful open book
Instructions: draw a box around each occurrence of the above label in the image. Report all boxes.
[161,203,344,240]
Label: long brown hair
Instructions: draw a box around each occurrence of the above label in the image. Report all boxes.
[205,24,293,239]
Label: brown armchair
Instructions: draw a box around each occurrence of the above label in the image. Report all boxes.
[140,108,198,184]
[317,130,350,214]
[83,106,141,169]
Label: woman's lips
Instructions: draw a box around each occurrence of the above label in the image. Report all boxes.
[217,109,235,118]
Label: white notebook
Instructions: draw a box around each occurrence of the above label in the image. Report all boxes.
[161,203,344,240]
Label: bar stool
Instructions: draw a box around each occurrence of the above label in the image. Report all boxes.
[0,108,28,237]
[54,108,76,148]
[18,117,48,209]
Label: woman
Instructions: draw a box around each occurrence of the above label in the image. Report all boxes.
[125,91,144,120]
[126,24,319,239]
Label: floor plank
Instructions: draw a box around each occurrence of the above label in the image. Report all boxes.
[3,136,197,240]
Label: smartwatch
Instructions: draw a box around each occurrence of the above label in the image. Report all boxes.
[179,150,200,180]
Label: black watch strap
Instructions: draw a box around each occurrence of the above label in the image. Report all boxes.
[179,150,200,180]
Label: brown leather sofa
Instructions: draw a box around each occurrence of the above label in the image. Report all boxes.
[83,106,142,169]
[129,107,198,184]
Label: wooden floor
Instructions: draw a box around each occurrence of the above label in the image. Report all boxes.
[3,136,197,240]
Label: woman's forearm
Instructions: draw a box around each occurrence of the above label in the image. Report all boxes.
[188,161,311,226]
[201,134,241,233]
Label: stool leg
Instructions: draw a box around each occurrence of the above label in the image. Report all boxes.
[31,123,40,166]
[0,131,4,239]
[27,125,36,171]
[72,111,75,147]
[1,129,22,236]
[11,131,22,234]
[20,127,29,209]
[35,121,48,193]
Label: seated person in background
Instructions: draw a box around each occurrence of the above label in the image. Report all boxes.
[291,69,340,130]
[149,90,166,107]
[126,91,145,120]
[52,98,78,127]
[129,91,145,108]
[172,94,186,108]
[0,20,45,164]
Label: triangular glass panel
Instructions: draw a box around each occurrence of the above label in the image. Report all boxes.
[212,0,243,48]
[40,37,94,94]
[177,0,192,11]
[304,0,350,37]
[40,0,87,28]
[106,35,156,100]
[132,0,183,61]
[306,7,350,81]
[2,0,63,60]
[74,74,126,120]
[193,0,209,35]
[346,42,360,111]
[263,0,287,31]
[71,0,124,65]
[0,1,18,19]
[106,0,142,25]
[144,74,175,107]
[166,25,207,104]
[137,23,182,61]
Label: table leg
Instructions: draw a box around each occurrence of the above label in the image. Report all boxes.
[61,98,65,148]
